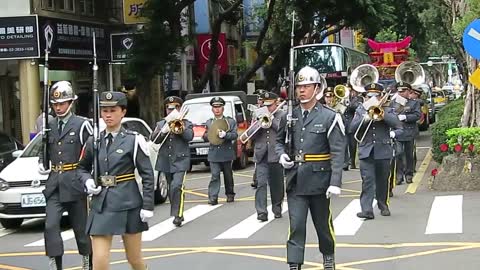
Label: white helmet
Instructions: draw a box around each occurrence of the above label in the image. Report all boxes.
[295,66,322,86]
[50,81,78,104]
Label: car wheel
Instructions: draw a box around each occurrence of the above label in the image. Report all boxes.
[233,149,248,169]
[0,218,23,229]
[154,173,169,204]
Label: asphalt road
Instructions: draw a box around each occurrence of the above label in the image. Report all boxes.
[1,130,479,270]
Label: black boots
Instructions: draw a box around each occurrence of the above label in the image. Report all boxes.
[323,254,335,270]
[173,216,184,227]
[82,255,92,270]
[49,256,62,270]
[289,263,301,270]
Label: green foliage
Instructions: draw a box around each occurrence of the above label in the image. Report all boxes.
[453,0,480,39]
[446,127,480,155]
[374,28,398,42]
[431,99,465,163]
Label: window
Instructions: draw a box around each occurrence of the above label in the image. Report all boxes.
[41,0,55,10]
[59,0,75,12]
[79,0,95,15]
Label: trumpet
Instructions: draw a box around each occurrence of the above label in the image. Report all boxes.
[240,100,286,144]
[153,107,189,148]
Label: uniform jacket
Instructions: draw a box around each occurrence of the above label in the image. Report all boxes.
[275,103,345,195]
[202,116,238,162]
[39,114,92,202]
[349,105,404,160]
[248,110,286,163]
[78,128,155,212]
[390,99,421,141]
[150,119,194,173]
[344,96,363,133]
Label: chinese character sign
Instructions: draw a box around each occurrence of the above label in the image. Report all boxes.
[0,15,40,59]
[123,0,148,24]
[196,33,228,75]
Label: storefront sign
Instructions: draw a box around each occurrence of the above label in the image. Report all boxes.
[123,0,147,24]
[111,33,139,62]
[0,15,40,60]
[39,17,109,60]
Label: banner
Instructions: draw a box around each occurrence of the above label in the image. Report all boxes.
[196,33,228,75]
[0,15,39,60]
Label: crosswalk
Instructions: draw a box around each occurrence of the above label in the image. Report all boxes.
[4,194,468,248]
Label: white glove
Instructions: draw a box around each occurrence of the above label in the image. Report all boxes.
[140,209,154,222]
[218,130,226,138]
[161,124,170,134]
[85,179,102,195]
[363,113,371,121]
[398,114,407,121]
[279,154,294,169]
[38,163,51,175]
[326,186,341,199]
[389,131,396,139]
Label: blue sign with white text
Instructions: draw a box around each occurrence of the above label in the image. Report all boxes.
[463,19,480,60]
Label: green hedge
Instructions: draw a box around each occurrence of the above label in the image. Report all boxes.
[431,99,465,163]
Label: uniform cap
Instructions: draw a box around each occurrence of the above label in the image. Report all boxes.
[261,92,279,106]
[396,81,412,91]
[50,81,78,104]
[210,97,225,107]
[100,91,128,107]
[364,83,384,93]
[164,96,183,109]
[411,87,423,95]
[324,87,334,97]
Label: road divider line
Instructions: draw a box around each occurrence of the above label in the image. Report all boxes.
[406,150,432,194]
[333,199,377,236]
[142,204,222,241]
[215,202,288,239]
[425,195,463,234]
[25,229,74,247]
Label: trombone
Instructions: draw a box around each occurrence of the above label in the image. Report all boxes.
[353,89,392,143]
[239,100,286,144]
[153,107,189,148]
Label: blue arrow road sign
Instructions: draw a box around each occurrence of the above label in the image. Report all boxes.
[463,19,480,60]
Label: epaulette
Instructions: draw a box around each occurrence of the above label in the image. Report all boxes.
[322,104,336,114]
[125,130,139,135]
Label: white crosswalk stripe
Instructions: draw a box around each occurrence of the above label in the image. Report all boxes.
[25,229,75,247]
[142,204,222,241]
[333,199,377,236]
[425,195,463,234]
[215,202,288,239]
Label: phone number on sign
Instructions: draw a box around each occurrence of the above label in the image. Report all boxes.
[0,47,35,53]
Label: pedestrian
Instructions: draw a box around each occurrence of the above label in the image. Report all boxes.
[203,97,237,205]
[37,81,93,270]
[276,66,346,270]
[150,96,193,227]
[244,91,285,221]
[349,83,403,219]
[77,91,155,270]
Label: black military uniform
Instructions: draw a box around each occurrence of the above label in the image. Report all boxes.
[39,81,92,270]
[276,101,346,269]
[250,89,266,189]
[151,96,194,227]
[391,82,421,185]
[344,88,363,170]
[203,97,238,205]
[245,92,285,221]
[78,92,155,236]
[349,83,403,219]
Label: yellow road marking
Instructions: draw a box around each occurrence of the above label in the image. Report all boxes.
[343,180,362,184]
[405,150,432,194]
[233,173,254,178]
[189,181,253,192]
[340,188,361,194]
[0,264,31,270]
[183,189,209,198]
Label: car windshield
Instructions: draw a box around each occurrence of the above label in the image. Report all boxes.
[183,102,233,125]
[22,134,42,158]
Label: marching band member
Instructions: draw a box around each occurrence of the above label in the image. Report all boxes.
[244,92,285,221]
[344,85,364,170]
[250,89,266,189]
[38,81,92,270]
[150,96,193,227]
[203,97,238,205]
[276,66,345,270]
[78,91,154,270]
[349,83,403,219]
[392,82,421,185]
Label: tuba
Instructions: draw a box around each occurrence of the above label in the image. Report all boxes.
[331,84,350,111]
[394,61,425,86]
[207,118,230,145]
[349,64,379,92]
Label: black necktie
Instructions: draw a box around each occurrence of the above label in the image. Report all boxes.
[58,120,64,134]
[106,134,113,153]
[303,110,309,121]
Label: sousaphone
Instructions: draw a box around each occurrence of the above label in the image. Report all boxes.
[208,118,230,145]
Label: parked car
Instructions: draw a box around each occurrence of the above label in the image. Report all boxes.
[432,90,448,112]
[182,91,251,170]
[0,132,23,172]
[416,84,434,130]
[0,117,168,229]
[441,86,456,101]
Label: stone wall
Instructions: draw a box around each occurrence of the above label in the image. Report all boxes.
[430,154,480,191]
